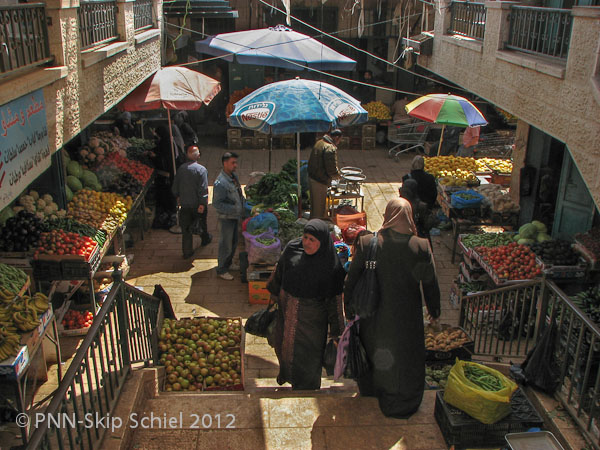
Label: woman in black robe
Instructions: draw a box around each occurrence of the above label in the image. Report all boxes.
[267,219,346,390]
[344,198,441,418]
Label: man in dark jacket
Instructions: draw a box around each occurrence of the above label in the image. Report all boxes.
[308,129,342,219]
[172,146,210,259]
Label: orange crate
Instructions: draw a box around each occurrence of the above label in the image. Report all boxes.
[248,281,270,305]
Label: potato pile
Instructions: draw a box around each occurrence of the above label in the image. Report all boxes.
[425,328,470,352]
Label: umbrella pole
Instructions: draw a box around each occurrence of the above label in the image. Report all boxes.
[269,132,273,172]
[296,132,302,218]
[167,109,177,176]
[437,124,446,157]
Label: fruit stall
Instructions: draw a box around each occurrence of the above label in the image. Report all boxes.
[0,129,156,414]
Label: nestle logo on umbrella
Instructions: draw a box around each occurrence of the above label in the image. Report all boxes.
[334,103,359,127]
[238,102,275,129]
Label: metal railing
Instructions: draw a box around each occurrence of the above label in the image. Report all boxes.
[448,1,486,41]
[133,0,153,31]
[506,6,573,60]
[78,1,118,51]
[459,280,543,359]
[26,281,161,450]
[544,281,600,449]
[0,4,52,75]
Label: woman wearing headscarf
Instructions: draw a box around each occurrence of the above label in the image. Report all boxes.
[267,219,346,390]
[402,155,438,210]
[344,198,440,418]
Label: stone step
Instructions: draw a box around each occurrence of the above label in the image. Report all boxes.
[244,377,358,394]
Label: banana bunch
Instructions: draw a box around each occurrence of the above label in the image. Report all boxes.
[0,324,21,361]
[0,293,49,333]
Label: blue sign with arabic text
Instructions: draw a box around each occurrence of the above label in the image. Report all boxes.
[0,89,49,210]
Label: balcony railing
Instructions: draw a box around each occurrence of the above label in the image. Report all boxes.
[506,6,572,60]
[133,0,153,31]
[448,1,486,41]
[78,0,118,51]
[0,4,52,76]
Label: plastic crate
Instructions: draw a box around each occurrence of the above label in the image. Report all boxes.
[248,280,270,305]
[434,388,543,449]
[32,259,62,281]
[227,128,241,139]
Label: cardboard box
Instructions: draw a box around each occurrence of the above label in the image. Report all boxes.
[0,345,29,378]
[242,137,254,148]
[248,281,270,305]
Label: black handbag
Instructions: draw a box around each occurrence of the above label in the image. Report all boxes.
[343,320,369,380]
[349,232,380,318]
[244,301,277,338]
[323,339,337,376]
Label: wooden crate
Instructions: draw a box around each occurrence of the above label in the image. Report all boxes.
[242,137,254,148]
[248,280,270,305]
[362,137,376,149]
[253,137,268,149]
[362,124,376,137]
[338,137,350,149]
[227,128,241,139]
[228,137,242,149]
[282,137,295,149]
[349,136,362,149]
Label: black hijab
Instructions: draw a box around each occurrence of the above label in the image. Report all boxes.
[280,219,345,299]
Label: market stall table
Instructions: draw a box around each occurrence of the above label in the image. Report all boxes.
[0,306,62,444]
[327,186,365,218]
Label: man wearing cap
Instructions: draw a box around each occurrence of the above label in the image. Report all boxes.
[308,129,343,219]
[172,145,211,259]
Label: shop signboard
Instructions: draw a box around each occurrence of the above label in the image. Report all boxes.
[0,89,49,211]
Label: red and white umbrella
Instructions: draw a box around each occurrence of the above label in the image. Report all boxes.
[120,66,221,172]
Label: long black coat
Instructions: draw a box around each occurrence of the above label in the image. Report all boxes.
[344,230,440,417]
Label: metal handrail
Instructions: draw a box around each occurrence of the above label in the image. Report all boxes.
[26,281,161,449]
[459,279,543,358]
[506,6,572,60]
[448,1,486,41]
[0,4,53,75]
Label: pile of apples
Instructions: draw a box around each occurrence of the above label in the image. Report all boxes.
[158,317,243,391]
[62,309,94,330]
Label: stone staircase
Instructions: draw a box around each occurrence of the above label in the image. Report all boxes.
[100,368,447,450]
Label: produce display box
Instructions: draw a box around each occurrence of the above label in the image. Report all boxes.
[434,388,544,449]
[462,253,481,271]
[32,259,62,281]
[459,262,488,283]
[467,304,503,325]
[457,235,474,258]
[20,306,53,352]
[425,362,453,390]
[425,325,474,362]
[491,172,511,187]
[161,315,245,392]
[0,253,33,269]
[0,345,29,379]
[471,249,539,286]
[539,257,587,279]
[246,264,275,281]
[248,280,270,305]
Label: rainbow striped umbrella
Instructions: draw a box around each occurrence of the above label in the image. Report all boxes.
[405,93,487,155]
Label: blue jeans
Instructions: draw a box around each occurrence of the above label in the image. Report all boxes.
[217,219,239,274]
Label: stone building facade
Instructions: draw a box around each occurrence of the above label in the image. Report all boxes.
[416,1,600,209]
[0,0,163,156]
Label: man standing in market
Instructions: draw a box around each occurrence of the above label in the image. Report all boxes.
[213,152,244,281]
[171,145,211,259]
[308,129,342,219]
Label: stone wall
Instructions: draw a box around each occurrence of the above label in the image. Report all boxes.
[0,0,163,154]
[417,1,600,207]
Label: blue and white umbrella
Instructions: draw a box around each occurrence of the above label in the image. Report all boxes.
[229,78,367,210]
[196,25,356,71]
[229,78,367,135]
